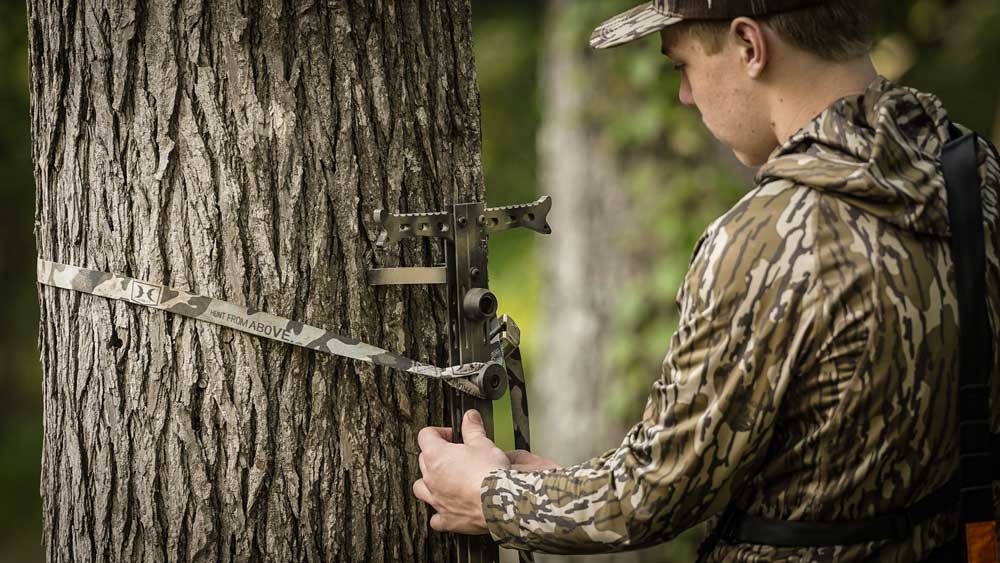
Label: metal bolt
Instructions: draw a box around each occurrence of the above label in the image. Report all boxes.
[457,217,468,228]
[470,267,480,280]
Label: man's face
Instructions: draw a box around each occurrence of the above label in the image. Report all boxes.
[660,28,778,167]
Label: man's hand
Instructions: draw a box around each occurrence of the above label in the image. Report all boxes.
[505,449,562,472]
[413,410,510,535]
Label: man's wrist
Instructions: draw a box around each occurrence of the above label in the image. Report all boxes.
[479,469,505,539]
[479,467,514,542]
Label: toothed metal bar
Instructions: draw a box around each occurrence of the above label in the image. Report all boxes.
[481,196,552,235]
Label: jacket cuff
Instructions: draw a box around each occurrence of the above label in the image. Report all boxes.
[480,468,530,548]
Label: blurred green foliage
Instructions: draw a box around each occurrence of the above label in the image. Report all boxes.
[0,0,41,560]
[1,1,998,561]
[868,0,1000,134]
[470,2,544,452]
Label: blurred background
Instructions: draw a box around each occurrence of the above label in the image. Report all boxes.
[2,1,998,561]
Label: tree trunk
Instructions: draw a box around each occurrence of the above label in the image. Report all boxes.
[536,0,632,470]
[31,1,484,562]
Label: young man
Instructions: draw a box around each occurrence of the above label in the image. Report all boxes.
[413,0,1000,560]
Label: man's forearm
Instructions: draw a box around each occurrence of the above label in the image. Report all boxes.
[479,454,675,553]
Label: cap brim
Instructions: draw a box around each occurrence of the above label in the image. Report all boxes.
[590,4,684,50]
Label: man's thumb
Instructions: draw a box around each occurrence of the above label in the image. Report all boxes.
[462,410,488,443]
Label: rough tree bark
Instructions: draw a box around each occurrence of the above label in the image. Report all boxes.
[31,1,485,561]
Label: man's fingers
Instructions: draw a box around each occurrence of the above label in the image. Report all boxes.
[460,410,489,444]
[417,426,453,451]
[412,478,437,508]
[430,513,447,532]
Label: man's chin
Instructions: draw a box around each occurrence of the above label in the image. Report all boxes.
[732,149,768,168]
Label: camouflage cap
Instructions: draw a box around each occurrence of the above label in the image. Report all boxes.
[591,0,830,49]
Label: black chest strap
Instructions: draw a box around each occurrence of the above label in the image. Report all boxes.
[714,478,960,548]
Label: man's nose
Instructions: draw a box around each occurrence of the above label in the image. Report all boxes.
[678,80,694,107]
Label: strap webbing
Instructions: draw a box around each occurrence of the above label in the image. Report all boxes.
[714,478,959,548]
[942,130,997,525]
[36,259,486,398]
[942,129,999,562]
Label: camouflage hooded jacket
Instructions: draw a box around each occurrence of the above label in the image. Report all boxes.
[480,76,1000,562]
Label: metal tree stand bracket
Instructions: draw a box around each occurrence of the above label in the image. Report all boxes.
[369,196,552,563]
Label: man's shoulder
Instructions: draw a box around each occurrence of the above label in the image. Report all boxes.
[685,180,822,295]
[675,179,824,331]
[697,179,822,258]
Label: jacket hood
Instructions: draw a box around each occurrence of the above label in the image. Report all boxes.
[756,76,955,237]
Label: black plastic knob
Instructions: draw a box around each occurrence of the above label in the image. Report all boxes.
[463,288,498,320]
[474,362,508,401]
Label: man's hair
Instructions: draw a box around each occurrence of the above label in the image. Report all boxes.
[681,0,871,62]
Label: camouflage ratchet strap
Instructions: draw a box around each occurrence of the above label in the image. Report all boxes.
[370,197,552,563]
[35,259,501,399]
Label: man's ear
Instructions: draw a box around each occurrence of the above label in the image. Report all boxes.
[730,17,768,78]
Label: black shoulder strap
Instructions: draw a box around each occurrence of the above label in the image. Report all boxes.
[942,126,998,560]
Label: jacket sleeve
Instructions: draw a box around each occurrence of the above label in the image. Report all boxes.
[479,184,821,553]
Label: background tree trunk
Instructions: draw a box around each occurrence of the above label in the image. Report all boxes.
[31,1,484,561]
[535,2,644,562]
[536,0,633,475]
